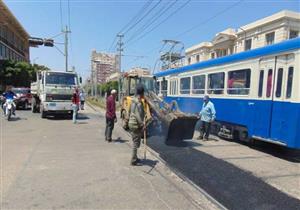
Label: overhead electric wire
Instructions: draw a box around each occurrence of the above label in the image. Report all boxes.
[125,0,191,47]
[122,0,163,35]
[59,0,63,30]
[125,0,178,44]
[67,0,71,30]
[67,0,73,68]
[108,0,152,52]
[174,0,244,38]
[119,0,152,34]
[128,0,244,65]
[108,0,155,52]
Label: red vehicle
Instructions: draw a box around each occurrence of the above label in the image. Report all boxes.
[12,87,32,109]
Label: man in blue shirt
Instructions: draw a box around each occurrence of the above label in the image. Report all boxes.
[2,86,17,115]
[198,95,216,140]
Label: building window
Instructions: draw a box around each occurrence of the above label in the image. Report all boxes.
[286,67,294,99]
[196,54,200,62]
[188,57,191,64]
[211,53,215,59]
[227,69,251,95]
[208,72,224,94]
[265,32,275,45]
[192,75,205,94]
[216,49,227,58]
[244,39,252,51]
[289,30,299,39]
[258,70,264,97]
[275,68,283,98]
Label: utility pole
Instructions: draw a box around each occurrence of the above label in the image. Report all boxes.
[117,34,124,103]
[63,25,71,72]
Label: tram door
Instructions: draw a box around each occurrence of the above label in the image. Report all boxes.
[252,57,277,138]
[269,54,295,143]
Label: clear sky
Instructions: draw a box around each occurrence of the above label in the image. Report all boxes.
[4,0,300,79]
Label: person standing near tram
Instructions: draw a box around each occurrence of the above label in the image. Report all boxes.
[198,95,216,141]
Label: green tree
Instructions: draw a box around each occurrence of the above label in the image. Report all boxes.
[0,60,50,91]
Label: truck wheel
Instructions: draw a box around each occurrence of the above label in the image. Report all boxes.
[31,99,37,113]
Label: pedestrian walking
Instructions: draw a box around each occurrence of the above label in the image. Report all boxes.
[105,89,117,142]
[80,90,85,110]
[198,95,216,140]
[72,87,80,124]
[128,84,146,166]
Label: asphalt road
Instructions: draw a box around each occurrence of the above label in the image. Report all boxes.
[146,136,300,210]
[2,106,300,210]
[1,107,218,210]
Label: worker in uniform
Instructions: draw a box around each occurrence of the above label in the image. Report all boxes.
[128,84,146,166]
[198,95,216,140]
[105,89,117,142]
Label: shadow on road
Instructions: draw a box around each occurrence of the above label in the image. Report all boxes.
[7,116,22,121]
[113,137,129,143]
[248,140,300,163]
[147,137,300,210]
[210,135,300,163]
[46,113,90,121]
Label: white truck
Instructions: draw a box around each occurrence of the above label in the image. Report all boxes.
[31,71,81,118]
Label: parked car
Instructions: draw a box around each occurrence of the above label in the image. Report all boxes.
[12,87,32,109]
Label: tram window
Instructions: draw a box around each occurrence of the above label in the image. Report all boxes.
[192,75,206,94]
[170,80,178,95]
[266,69,273,98]
[286,67,294,98]
[258,70,264,97]
[161,80,168,96]
[208,72,224,94]
[180,77,191,94]
[275,68,283,98]
[156,81,161,94]
[227,69,251,95]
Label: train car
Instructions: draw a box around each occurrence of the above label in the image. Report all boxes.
[154,37,300,149]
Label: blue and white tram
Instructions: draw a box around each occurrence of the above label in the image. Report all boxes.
[155,37,300,149]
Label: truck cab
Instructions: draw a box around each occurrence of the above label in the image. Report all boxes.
[31,71,81,118]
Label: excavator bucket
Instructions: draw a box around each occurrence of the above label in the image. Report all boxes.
[145,92,199,145]
[165,116,199,145]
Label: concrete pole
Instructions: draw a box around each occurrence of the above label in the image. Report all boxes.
[117,34,124,103]
[64,25,69,72]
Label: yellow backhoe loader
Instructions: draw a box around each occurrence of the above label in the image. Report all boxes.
[119,72,198,145]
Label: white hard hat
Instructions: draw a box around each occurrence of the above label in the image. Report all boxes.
[111,89,117,94]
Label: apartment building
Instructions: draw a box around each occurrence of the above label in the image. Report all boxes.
[91,51,120,84]
[236,10,300,53]
[185,10,300,66]
[0,1,30,62]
